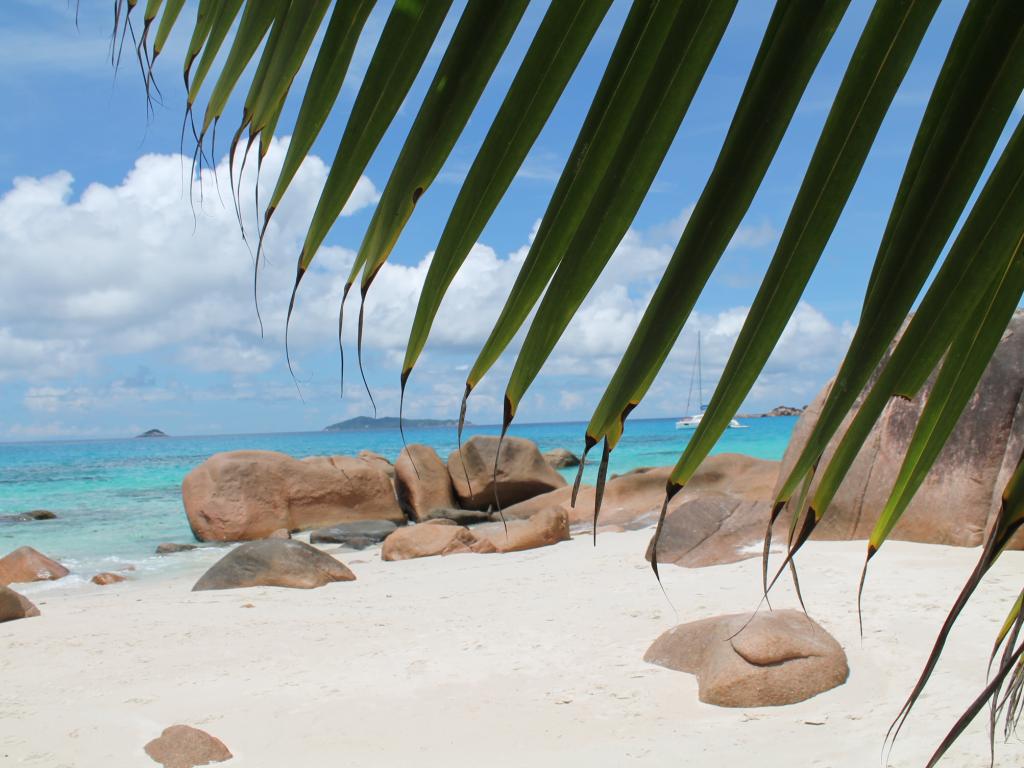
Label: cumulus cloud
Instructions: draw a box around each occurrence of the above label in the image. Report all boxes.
[1,144,852,435]
[0,137,377,384]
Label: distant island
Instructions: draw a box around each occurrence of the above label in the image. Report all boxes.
[135,429,168,438]
[736,405,806,419]
[324,416,466,432]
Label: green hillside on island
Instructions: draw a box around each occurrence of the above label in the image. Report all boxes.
[324,417,464,432]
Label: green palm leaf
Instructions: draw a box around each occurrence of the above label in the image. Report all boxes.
[773,0,1024,510]
[500,0,741,426]
[584,0,851,489]
[401,0,614,390]
[261,0,375,228]
[661,0,940,500]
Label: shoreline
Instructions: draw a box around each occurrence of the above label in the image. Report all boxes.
[2,530,1021,767]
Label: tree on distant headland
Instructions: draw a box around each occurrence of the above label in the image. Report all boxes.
[112,0,1023,760]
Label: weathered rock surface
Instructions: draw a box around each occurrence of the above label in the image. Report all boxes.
[1,510,57,522]
[91,572,126,586]
[143,724,232,768]
[543,448,580,469]
[645,610,848,707]
[156,543,198,555]
[309,520,398,548]
[358,449,395,479]
[182,450,403,541]
[381,524,496,561]
[267,528,291,540]
[502,454,779,528]
[646,497,770,568]
[0,585,40,623]
[193,539,356,591]
[422,507,493,526]
[474,507,570,553]
[395,444,457,521]
[776,311,1024,548]
[447,436,567,510]
[0,546,69,586]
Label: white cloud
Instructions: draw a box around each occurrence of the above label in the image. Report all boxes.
[1,145,851,432]
[0,137,378,383]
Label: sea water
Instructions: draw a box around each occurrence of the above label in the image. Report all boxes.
[0,417,797,578]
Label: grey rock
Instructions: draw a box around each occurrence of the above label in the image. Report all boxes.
[155,543,198,555]
[193,539,355,591]
[1,510,57,522]
[309,520,398,548]
[422,507,494,526]
[543,448,580,469]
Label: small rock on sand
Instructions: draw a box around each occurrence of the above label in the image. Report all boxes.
[143,724,232,768]
[91,572,126,586]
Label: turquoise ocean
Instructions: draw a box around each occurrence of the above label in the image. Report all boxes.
[0,416,797,580]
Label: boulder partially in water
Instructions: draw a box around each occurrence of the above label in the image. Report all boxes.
[543,448,580,469]
[91,572,126,586]
[0,510,57,523]
[193,539,355,591]
[0,546,69,586]
[182,450,404,541]
[155,543,198,555]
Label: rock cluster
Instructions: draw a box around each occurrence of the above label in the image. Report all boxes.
[182,450,404,541]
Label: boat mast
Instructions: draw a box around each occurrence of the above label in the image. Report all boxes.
[697,330,703,411]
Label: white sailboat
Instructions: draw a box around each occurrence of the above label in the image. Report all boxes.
[675,331,744,430]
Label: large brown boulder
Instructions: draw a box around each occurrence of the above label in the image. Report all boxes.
[646,497,769,568]
[644,610,848,707]
[193,539,356,591]
[0,585,40,623]
[395,444,457,521]
[381,524,496,561]
[358,449,395,479]
[501,454,779,528]
[144,725,232,768]
[474,507,570,553]
[776,310,1024,548]
[0,546,69,586]
[543,448,580,469]
[447,436,566,510]
[182,450,404,541]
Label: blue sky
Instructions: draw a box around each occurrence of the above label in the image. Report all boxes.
[0,0,984,440]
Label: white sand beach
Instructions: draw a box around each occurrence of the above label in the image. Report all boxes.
[2,530,1022,767]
